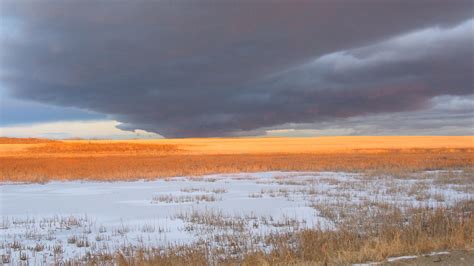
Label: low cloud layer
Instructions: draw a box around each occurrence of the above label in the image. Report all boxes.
[1,1,473,137]
[266,95,474,137]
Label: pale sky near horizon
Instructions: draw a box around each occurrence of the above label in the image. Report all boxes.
[1,1,473,139]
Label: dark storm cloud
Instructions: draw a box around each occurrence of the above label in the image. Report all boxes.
[1,0,473,137]
[265,95,474,137]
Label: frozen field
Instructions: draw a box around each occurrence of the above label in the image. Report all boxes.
[0,171,472,264]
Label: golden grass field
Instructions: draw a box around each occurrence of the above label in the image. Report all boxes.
[0,136,473,182]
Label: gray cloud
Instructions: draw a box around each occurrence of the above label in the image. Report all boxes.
[1,1,473,137]
[266,95,474,137]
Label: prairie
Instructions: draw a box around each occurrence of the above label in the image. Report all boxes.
[0,136,473,182]
[0,136,473,265]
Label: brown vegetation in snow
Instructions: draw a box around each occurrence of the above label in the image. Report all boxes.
[87,200,474,265]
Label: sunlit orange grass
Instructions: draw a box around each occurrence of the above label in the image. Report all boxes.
[0,137,57,144]
[1,148,472,182]
[1,136,472,182]
[62,136,474,155]
[25,142,181,157]
[2,136,473,157]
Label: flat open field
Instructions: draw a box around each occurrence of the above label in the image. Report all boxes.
[1,136,473,264]
[1,136,473,182]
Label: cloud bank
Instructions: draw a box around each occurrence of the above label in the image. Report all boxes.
[1,1,473,137]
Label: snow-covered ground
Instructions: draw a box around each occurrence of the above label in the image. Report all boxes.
[0,171,471,264]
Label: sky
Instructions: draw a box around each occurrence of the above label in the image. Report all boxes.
[0,0,473,139]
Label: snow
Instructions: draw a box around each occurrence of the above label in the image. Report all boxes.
[352,251,452,265]
[0,171,470,264]
[386,251,451,262]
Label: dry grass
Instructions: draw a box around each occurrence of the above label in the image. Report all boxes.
[2,136,474,182]
[1,136,473,264]
[0,137,57,144]
[152,194,219,203]
[4,141,181,157]
[2,136,473,155]
[2,170,473,265]
[95,200,474,265]
[1,147,472,182]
